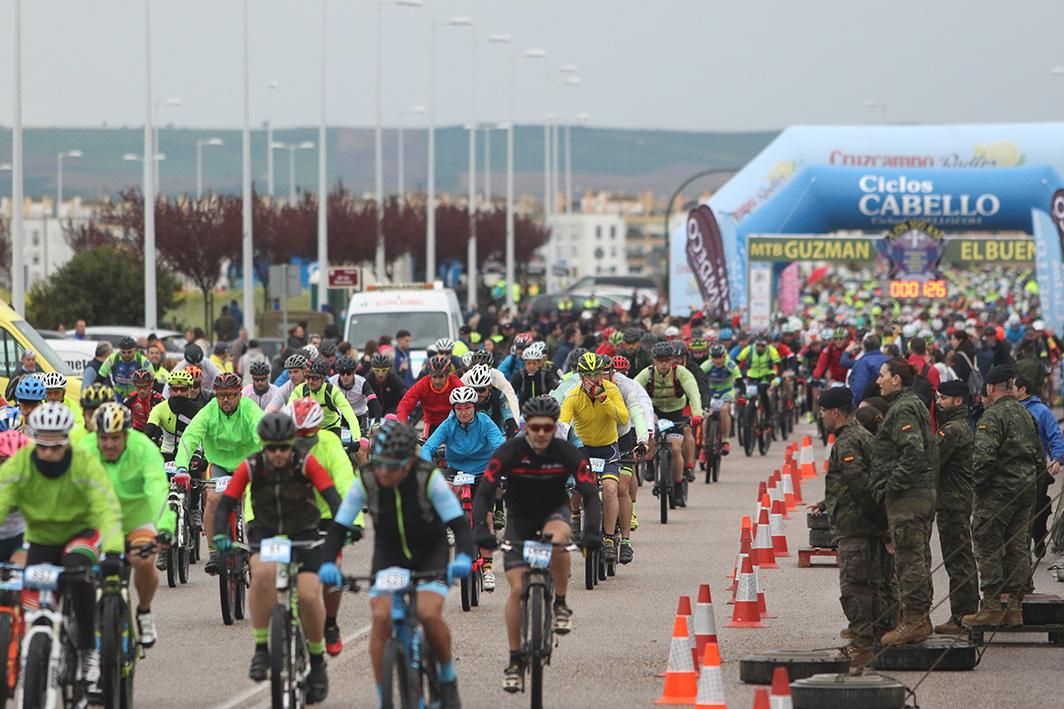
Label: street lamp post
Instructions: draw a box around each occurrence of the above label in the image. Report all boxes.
[56,150,82,219]
[397,105,425,202]
[196,138,224,200]
[10,0,24,314]
[571,111,591,216]
[241,0,255,338]
[501,121,515,311]
[143,1,158,329]
[317,0,328,313]
[275,141,315,204]
[153,96,181,196]
[266,80,279,197]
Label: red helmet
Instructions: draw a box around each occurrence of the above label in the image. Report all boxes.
[514,333,534,349]
[185,365,203,383]
[612,355,630,373]
[286,397,324,433]
[427,354,451,376]
[132,369,154,385]
[0,430,30,458]
[213,372,242,391]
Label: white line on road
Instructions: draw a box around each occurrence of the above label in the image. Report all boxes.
[210,622,373,709]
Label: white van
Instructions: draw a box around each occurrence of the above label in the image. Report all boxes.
[45,339,101,376]
[345,283,464,374]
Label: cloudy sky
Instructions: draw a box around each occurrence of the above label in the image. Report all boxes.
[2,0,1064,132]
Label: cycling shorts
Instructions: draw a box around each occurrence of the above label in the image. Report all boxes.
[708,390,734,403]
[25,529,100,566]
[247,523,323,573]
[0,534,23,563]
[502,504,572,571]
[369,540,450,599]
[616,431,636,477]
[581,443,621,482]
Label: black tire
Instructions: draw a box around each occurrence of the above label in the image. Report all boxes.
[758,411,771,455]
[807,512,831,530]
[0,612,15,705]
[460,576,472,612]
[233,560,247,621]
[658,448,670,525]
[471,569,481,607]
[191,521,201,564]
[380,637,416,709]
[20,633,49,709]
[739,651,850,685]
[704,419,719,484]
[809,529,836,549]
[872,636,977,671]
[790,673,907,709]
[178,544,191,585]
[269,604,290,709]
[584,550,594,590]
[597,549,608,581]
[99,595,124,709]
[743,408,756,457]
[528,583,545,709]
[166,548,177,588]
[219,565,234,626]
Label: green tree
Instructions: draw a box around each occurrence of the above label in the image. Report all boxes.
[26,245,180,329]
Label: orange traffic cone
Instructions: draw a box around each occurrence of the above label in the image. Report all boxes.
[730,524,753,602]
[769,471,789,519]
[728,516,753,589]
[753,548,772,618]
[799,436,816,479]
[770,498,790,557]
[781,468,796,510]
[753,687,771,709]
[770,666,793,709]
[655,615,698,704]
[727,555,762,628]
[755,480,768,519]
[693,642,726,709]
[677,595,698,669]
[754,500,777,569]
[787,460,804,505]
[823,433,835,474]
[694,584,718,660]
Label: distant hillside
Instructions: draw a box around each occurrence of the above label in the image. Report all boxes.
[0,125,775,202]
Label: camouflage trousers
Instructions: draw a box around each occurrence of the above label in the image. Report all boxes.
[935,505,979,619]
[837,536,886,648]
[973,484,1034,598]
[885,488,936,615]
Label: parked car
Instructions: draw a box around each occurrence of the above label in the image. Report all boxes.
[564,275,660,310]
[83,326,186,354]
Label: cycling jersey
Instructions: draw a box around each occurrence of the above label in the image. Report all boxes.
[634,364,703,415]
[0,445,123,554]
[510,369,560,408]
[461,367,520,420]
[396,374,464,433]
[497,352,525,380]
[611,372,652,442]
[736,345,781,380]
[124,390,164,432]
[558,380,629,447]
[144,396,204,459]
[266,379,298,413]
[79,429,175,535]
[303,429,356,520]
[701,359,742,398]
[289,381,361,438]
[475,388,516,434]
[328,372,382,419]
[174,398,264,472]
[367,371,408,416]
[97,351,154,398]
[420,410,505,476]
[242,382,280,412]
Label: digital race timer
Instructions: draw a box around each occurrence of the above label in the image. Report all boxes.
[888,280,947,299]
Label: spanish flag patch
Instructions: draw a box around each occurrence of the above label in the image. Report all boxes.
[938,430,946,437]
[901,423,913,432]
[978,425,987,430]
[843,455,856,462]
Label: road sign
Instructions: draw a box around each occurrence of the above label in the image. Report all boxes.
[268,264,302,299]
[328,267,361,289]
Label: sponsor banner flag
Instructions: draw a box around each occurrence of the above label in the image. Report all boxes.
[685,205,731,316]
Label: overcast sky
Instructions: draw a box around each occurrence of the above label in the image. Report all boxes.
[3,0,1064,132]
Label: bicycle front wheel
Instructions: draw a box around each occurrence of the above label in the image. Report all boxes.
[219,564,235,626]
[19,632,49,709]
[704,419,719,484]
[269,604,293,709]
[99,595,124,708]
[528,583,546,709]
[380,637,416,709]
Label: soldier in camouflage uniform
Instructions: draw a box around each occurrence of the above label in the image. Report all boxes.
[871,358,938,646]
[931,380,979,634]
[819,386,883,672]
[963,365,1043,628]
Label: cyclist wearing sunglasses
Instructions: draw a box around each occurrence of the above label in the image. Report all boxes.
[213,412,342,703]
[397,355,464,437]
[124,369,164,432]
[472,395,602,693]
[319,420,474,709]
[289,357,361,441]
[265,353,309,414]
[463,364,519,438]
[366,352,408,416]
[329,355,383,433]
[175,372,264,574]
[242,360,279,411]
[144,370,204,462]
[510,342,560,409]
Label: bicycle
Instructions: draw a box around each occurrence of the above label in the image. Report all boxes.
[160,465,193,587]
[97,543,156,709]
[214,475,248,626]
[703,398,724,484]
[451,472,485,612]
[652,418,683,524]
[0,564,22,705]
[339,569,451,709]
[498,534,580,709]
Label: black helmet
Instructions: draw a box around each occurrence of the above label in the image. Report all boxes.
[672,341,688,357]
[249,360,271,377]
[651,341,675,359]
[334,355,357,373]
[470,350,494,367]
[318,339,337,357]
[184,343,204,364]
[257,412,296,443]
[371,420,418,463]
[118,336,137,351]
[708,344,727,359]
[567,347,589,373]
[521,395,561,421]
[623,327,642,344]
[306,357,331,376]
[370,352,393,369]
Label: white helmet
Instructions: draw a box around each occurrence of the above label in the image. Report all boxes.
[42,371,67,390]
[283,398,325,432]
[522,342,548,361]
[449,386,478,406]
[461,352,474,368]
[301,344,319,360]
[465,364,493,389]
[434,337,456,353]
[1034,319,1046,331]
[27,402,75,438]
[664,326,680,338]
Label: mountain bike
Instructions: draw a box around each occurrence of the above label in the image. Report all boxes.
[97,543,155,709]
[451,472,484,612]
[652,418,683,524]
[160,465,193,587]
[499,535,580,709]
[0,564,23,705]
[214,475,248,626]
[703,399,724,484]
[340,569,452,709]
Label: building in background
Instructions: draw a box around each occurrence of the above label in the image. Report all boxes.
[545,212,627,283]
[1,197,93,290]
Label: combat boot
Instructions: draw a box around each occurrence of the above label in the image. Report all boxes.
[842,644,872,675]
[933,616,966,635]
[962,596,1006,627]
[1003,592,1025,628]
[880,611,931,645]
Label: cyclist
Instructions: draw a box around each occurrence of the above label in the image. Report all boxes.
[558,352,629,563]
[0,403,123,685]
[735,336,781,424]
[42,371,84,427]
[472,395,602,693]
[510,342,560,408]
[419,338,464,378]
[213,412,341,703]
[124,369,164,432]
[465,364,518,437]
[79,402,174,648]
[289,357,361,440]
[168,343,221,395]
[421,386,505,590]
[688,337,711,371]
[619,328,653,375]
[396,354,464,437]
[97,336,154,399]
[498,332,535,380]
[318,420,474,709]
[185,364,214,408]
[330,355,383,432]
[634,341,703,500]
[601,355,650,563]
[285,397,356,657]
[242,360,279,411]
[612,354,652,532]
[175,372,264,574]
[144,370,204,462]
[701,344,742,456]
[72,382,115,446]
[14,376,46,424]
[0,429,29,563]
[265,353,309,413]
[366,352,408,416]
[461,357,520,421]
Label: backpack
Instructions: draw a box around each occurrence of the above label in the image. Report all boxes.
[911,362,933,409]
[358,460,437,524]
[646,365,684,400]
[956,351,984,399]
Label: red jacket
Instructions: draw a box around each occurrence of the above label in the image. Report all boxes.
[813,344,849,382]
[396,374,463,432]
[907,354,940,389]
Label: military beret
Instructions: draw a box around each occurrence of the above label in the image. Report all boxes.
[818,386,853,410]
[984,365,1014,386]
[937,380,969,398]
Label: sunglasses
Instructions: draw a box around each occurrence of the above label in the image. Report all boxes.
[215,391,240,400]
[34,438,69,448]
[526,423,555,434]
[252,376,268,382]
[306,374,324,382]
[264,443,292,452]
[473,386,490,393]
[372,368,390,375]
[170,385,190,393]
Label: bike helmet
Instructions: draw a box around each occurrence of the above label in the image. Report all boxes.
[185,365,203,384]
[184,343,204,364]
[689,338,708,352]
[567,347,588,373]
[334,355,357,374]
[27,402,75,436]
[599,354,614,372]
[664,326,681,339]
[370,352,393,369]
[118,336,137,351]
[608,330,625,346]
[521,342,547,361]
[370,420,418,463]
[131,369,154,385]
[301,344,320,360]
[651,341,675,359]
[305,357,331,377]
[427,354,452,376]
[285,397,324,432]
[612,355,630,373]
[249,360,271,377]
[465,364,493,389]
[470,350,494,367]
[81,383,115,409]
[15,377,45,402]
[167,371,194,389]
[318,339,337,357]
[709,344,727,359]
[258,412,297,443]
[449,386,479,406]
[433,337,455,353]
[42,371,67,390]
[513,333,534,349]
[284,353,309,370]
[0,430,29,458]
[719,328,734,340]
[576,352,602,374]
[623,327,642,344]
[213,372,242,391]
[94,402,132,434]
[521,395,561,421]
[0,407,21,433]
[672,341,688,357]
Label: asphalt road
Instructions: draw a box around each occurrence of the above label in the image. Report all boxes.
[132,422,1064,709]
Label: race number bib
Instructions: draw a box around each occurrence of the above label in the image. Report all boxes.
[523,541,553,570]
[588,458,606,473]
[452,472,476,487]
[657,419,675,434]
[374,567,412,592]
[746,384,759,397]
[259,537,292,564]
[213,476,232,494]
[23,564,62,591]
